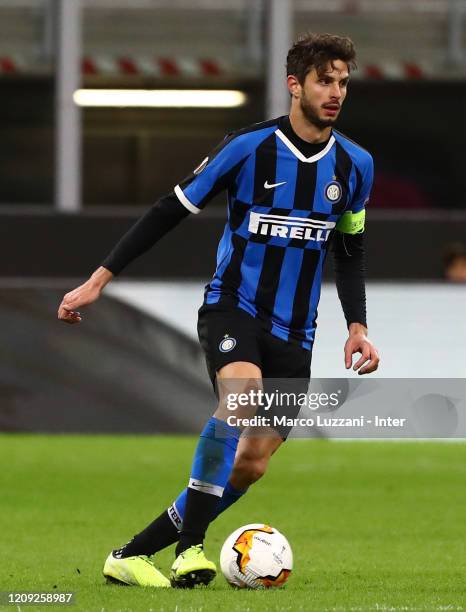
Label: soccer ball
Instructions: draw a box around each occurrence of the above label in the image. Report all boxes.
[220,523,293,589]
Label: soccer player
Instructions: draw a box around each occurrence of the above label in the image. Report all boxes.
[58,33,379,588]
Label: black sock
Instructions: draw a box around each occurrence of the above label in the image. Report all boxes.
[115,510,179,558]
[175,488,219,556]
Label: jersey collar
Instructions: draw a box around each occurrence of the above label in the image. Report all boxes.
[275,116,335,164]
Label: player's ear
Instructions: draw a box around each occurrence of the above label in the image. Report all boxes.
[287,75,301,99]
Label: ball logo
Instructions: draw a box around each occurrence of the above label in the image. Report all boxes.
[193,156,209,175]
[325,181,342,203]
[219,334,236,352]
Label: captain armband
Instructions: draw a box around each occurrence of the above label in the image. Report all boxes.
[335,209,366,235]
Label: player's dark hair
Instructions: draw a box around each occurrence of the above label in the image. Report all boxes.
[287,33,357,84]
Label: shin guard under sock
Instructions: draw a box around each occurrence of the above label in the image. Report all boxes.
[176,417,240,555]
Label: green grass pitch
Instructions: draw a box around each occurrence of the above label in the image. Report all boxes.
[1,435,465,611]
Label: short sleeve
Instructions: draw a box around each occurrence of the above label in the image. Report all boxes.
[336,153,374,234]
[350,153,374,214]
[174,134,248,214]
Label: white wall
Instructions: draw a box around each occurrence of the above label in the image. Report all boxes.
[107,281,466,379]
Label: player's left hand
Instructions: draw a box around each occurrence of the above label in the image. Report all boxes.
[344,324,380,375]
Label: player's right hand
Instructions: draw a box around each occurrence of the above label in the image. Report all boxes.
[57,267,113,324]
[57,281,101,324]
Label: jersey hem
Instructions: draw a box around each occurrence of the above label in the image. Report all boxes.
[199,300,315,351]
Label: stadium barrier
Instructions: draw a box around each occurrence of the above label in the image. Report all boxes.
[0,288,215,433]
[1,210,465,279]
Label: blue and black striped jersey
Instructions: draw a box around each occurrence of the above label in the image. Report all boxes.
[174,115,374,349]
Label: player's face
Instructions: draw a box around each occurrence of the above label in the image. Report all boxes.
[299,60,349,129]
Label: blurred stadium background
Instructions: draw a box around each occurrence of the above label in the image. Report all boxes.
[1,0,465,430]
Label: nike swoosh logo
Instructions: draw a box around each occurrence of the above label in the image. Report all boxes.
[191,482,211,488]
[264,180,287,189]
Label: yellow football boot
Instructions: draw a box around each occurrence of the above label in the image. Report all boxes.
[170,544,217,588]
[103,552,170,587]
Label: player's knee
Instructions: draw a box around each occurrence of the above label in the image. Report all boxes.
[233,452,269,485]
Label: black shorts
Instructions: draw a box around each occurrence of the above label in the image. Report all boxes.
[197,305,312,438]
